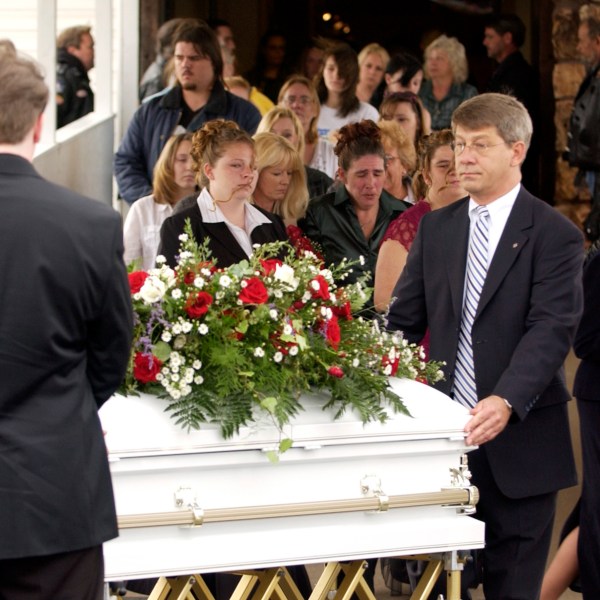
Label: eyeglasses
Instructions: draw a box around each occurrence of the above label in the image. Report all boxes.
[452,141,506,155]
[283,95,312,106]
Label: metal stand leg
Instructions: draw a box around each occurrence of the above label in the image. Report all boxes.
[407,551,465,600]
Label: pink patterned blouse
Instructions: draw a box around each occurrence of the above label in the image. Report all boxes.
[381,199,431,250]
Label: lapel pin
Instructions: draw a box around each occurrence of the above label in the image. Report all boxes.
[512,243,519,248]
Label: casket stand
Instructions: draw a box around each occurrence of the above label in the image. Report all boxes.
[99,377,485,600]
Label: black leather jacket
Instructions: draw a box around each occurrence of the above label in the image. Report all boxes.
[568,65,600,171]
[56,49,94,128]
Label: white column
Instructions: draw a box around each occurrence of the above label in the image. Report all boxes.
[37,0,57,144]
[94,0,113,117]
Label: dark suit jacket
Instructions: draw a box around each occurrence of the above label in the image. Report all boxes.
[387,187,584,498]
[159,201,289,268]
[0,154,133,559]
[573,248,600,401]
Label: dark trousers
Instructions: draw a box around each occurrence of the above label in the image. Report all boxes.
[469,447,557,600]
[0,545,104,600]
[577,399,600,599]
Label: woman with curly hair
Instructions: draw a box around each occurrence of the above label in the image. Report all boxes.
[159,119,288,268]
[315,43,379,143]
[419,34,478,130]
[300,119,407,314]
[252,131,309,226]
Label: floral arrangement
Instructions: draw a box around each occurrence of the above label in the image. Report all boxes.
[121,221,444,451]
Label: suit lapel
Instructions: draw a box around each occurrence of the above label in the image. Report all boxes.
[476,191,532,318]
[443,199,470,320]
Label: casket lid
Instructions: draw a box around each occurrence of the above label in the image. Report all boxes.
[100,378,469,457]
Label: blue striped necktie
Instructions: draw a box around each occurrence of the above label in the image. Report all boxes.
[453,205,490,409]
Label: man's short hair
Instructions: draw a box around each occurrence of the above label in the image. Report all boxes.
[0,54,48,144]
[56,25,91,50]
[172,19,223,81]
[580,4,600,40]
[485,14,526,48]
[156,18,185,57]
[451,92,532,150]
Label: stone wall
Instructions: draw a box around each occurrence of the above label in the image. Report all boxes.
[552,0,596,228]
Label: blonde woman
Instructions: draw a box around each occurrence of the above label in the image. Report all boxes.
[419,34,477,130]
[124,133,196,270]
[378,119,417,205]
[356,43,390,108]
[278,75,338,180]
[253,131,309,226]
[257,106,332,198]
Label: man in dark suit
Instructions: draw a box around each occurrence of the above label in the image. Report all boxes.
[0,53,132,599]
[573,245,600,598]
[387,93,584,599]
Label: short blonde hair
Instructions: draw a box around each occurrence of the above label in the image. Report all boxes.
[153,133,195,205]
[256,106,306,158]
[377,119,417,174]
[358,43,390,69]
[253,131,308,222]
[424,34,469,84]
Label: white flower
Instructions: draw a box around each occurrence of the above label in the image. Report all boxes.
[274,264,299,290]
[219,275,232,288]
[289,345,298,356]
[172,324,182,335]
[139,276,167,303]
[201,268,212,277]
[383,364,392,376]
[194,375,204,385]
[155,255,166,264]
[254,347,265,358]
[311,280,321,291]
[240,280,248,288]
[193,360,202,369]
[171,288,182,300]
[283,324,293,336]
[194,277,205,289]
[359,255,365,266]
[179,251,192,261]
[269,308,278,319]
[170,389,182,400]
[173,334,186,349]
[302,291,312,302]
[274,290,283,299]
[353,358,360,368]
[161,331,172,342]
[318,268,333,283]
[198,324,209,335]
[181,321,192,333]
[178,233,189,242]
[273,352,283,363]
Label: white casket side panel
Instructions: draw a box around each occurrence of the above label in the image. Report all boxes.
[100,378,485,580]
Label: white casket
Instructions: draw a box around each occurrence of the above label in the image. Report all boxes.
[99,378,484,582]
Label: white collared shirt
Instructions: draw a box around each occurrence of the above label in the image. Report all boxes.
[196,187,272,258]
[468,183,520,267]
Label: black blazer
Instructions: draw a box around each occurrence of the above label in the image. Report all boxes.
[159,202,289,268]
[573,248,600,401]
[0,154,133,559]
[387,187,584,498]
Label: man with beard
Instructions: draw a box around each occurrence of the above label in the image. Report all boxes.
[114,19,260,205]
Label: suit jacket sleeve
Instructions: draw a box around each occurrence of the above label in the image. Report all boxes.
[86,214,133,407]
[574,250,600,362]
[385,221,428,344]
[493,219,583,418]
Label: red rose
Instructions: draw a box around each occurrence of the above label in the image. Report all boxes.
[128,271,149,294]
[309,275,330,300]
[325,314,341,350]
[260,258,283,275]
[328,366,344,378]
[185,291,213,318]
[133,352,162,384]
[332,301,352,321]
[239,277,269,304]
[183,271,195,285]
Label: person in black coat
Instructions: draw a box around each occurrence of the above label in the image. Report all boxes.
[0,53,132,600]
[387,93,583,600]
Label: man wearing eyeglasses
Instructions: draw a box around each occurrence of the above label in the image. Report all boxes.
[387,93,583,600]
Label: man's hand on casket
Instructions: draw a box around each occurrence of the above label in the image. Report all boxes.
[464,395,512,446]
